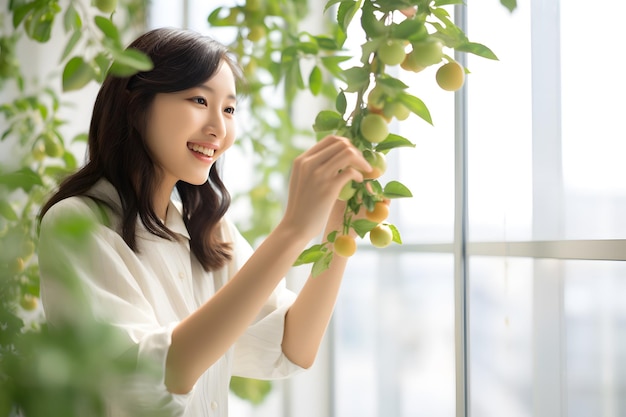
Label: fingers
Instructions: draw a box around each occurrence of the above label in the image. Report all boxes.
[296,135,372,179]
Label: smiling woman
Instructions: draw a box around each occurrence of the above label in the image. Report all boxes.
[37,27,371,417]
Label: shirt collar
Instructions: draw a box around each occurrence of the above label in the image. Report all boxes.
[166,200,190,240]
[86,178,191,240]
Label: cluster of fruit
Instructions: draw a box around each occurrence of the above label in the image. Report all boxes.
[328,5,469,259]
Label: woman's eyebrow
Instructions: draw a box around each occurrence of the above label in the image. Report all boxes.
[196,84,237,101]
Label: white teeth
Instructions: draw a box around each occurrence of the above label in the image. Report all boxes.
[188,143,215,157]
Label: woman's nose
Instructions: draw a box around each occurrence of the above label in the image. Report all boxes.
[202,110,225,138]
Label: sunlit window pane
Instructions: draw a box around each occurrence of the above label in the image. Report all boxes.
[560,1,626,240]
[333,253,456,417]
[466,4,533,242]
[468,257,533,417]
[565,260,626,416]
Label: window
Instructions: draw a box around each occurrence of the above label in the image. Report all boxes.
[150,1,626,416]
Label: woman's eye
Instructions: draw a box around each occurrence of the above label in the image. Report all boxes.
[225,107,236,115]
[192,97,207,106]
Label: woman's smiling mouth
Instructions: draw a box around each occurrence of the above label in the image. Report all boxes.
[187,143,215,157]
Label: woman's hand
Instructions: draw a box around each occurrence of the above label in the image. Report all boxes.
[280,135,371,241]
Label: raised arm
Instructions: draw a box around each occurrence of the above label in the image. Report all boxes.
[165,135,370,394]
[281,199,355,368]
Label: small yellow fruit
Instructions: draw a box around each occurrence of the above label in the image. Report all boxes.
[365,201,390,224]
[436,61,465,91]
[9,257,25,274]
[334,235,357,257]
[401,50,426,73]
[32,141,46,161]
[369,224,393,248]
[20,294,38,311]
[362,151,387,180]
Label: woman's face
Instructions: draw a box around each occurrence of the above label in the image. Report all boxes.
[144,61,237,191]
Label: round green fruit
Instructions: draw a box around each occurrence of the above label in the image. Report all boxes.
[377,39,406,66]
[384,102,410,121]
[43,133,63,158]
[94,0,117,13]
[367,85,386,112]
[410,39,444,67]
[247,25,266,42]
[338,181,356,201]
[360,114,389,143]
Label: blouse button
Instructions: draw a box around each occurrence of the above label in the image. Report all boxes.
[178,271,185,279]
[210,400,218,410]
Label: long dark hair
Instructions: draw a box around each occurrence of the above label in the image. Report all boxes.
[40,27,244,271]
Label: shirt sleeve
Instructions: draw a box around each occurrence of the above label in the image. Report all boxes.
[38,197,193,417]
[222,219,306,380]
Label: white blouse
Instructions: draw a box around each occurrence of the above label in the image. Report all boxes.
[38,179,303,417]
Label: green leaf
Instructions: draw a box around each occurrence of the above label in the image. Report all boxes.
[311,251,333,278]
[313,110,344,132]
[61,30,82,62]
[321,55,351,78]
[377,76,409,90]
[0,200,18,221]
[63,3,81,31]
[62,56,94,91]
[109,48,154,76]
[314,36,338,50]
[352,219,379,238]
[500,0,517,12]
[434,0,464,6]
[293,244,326,266]
[340,66,370,93]
[456,41,499,60]
[309,66,322,96]
[208,7,237,27]
[94,16,120,45]
[92,52,111,82]
[337,0,359,33]
[391,19,427,42]
[12,3,36,28]
[230,377,272,405]
[375,134,416,152]
[335,91,347,114]
[360,0,386,38]
[398,93,432,125]
[388,223,402,244]
[72,133,89,143]
[0,168,43,192]
[297,41,319,55]
[24,3,59,42]
[324,0,344,13]
[383,180,413,198]
[63,151,78,170]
